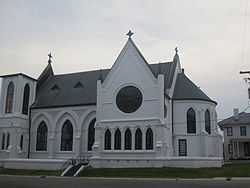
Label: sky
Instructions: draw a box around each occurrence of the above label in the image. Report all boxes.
[0,0,250,120]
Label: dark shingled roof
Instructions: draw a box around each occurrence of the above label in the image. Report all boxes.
[32,62,216,109]
[32,62,177,109]
[218,112,250,127]
[173,72,217,104]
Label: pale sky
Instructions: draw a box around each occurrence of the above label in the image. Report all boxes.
[1,0,250,120]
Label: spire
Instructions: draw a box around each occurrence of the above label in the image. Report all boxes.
[173,46,180,63]
[37,53,54,90]
[48,52,52,64]
[173,46,182,73]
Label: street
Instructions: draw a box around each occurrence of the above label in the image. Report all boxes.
[0,176,250,188]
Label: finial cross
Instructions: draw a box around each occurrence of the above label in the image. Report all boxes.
[126,30,134,38]
[48,52,52,63]
[175,47,178,54]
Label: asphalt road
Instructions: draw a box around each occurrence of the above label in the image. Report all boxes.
[1,176,250,188]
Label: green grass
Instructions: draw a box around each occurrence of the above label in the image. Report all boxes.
[1,163,250,178]
[79,163,250,178]
[0,168,61,176]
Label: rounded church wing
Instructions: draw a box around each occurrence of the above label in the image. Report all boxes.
[172,71,217,105]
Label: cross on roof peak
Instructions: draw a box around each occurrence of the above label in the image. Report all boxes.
[48,52,52,63]
[175,47,178,54]
[126,30,134,38]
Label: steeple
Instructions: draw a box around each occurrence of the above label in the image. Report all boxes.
[173,47,182,73]
[48,52,52,64]
[37,53,54,90]
[173,47,180,63]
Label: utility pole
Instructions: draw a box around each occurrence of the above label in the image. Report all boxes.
[240,71,250,100]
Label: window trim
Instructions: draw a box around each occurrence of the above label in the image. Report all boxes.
[104,129,111,150]
[178,139,187,156]
[5,82,15,114]
[87,118,96,151]
[240,126,247,136]
[60,120,73,152]
[135,128,142,150]
[187,108,196,134]
[114,129,121,150]
[226,127,233,136]
[124,128,132,150]
[22,84,30,115]
[36,121,48,151]
[146,128,154,150]
[205,109,211,134]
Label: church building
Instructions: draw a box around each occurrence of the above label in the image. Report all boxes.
[0,32,223,169]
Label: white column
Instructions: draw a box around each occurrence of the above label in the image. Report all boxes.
[48,135,55,159]
[9,127,18,158]
[75,135,81,158]
[142,128,146,150]
[131,128,135,150]
[110,128,114,150]
[121,128,124,150]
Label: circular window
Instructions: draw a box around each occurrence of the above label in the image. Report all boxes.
[116,86,143,113]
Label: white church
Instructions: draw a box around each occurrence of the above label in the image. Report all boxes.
[0,32,223,170]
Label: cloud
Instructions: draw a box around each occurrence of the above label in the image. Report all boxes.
[0,0,249,119]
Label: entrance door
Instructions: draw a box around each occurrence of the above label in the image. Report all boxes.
[244,142,250,156]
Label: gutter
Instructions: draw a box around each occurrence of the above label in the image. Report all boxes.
[27,104,33,159]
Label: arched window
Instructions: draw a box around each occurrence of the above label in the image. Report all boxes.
[135,128,142,150]
[1,133,5,150]
[36,121,48,151]
[205,110,211,134]
[146,128,153,150]
[187,108,196,134]
[124,128,132,150]
[88,119,96,151]
[104,129,111,150]
[114,129,121,150]
[5,82,14,113]
[22,84,30,115]
[20,135,24,150]
[6,132,10,149]
[61,120,73,151]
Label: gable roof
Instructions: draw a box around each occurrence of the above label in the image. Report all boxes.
[102,38,156,86]
[0,73,36,81]
[218,112,250,127]
[37,63,54,91]
[32,62,177,109]
[173,72,217,104]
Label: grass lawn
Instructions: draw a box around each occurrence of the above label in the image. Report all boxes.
[1,163,250,178]
[79,163,250,178]
[0,168,61,176]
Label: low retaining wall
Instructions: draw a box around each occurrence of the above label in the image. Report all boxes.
[0,159,67,170]
[90,157,224,168]
[0,157,223,170]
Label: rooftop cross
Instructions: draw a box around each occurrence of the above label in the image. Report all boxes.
[175,47,178,54]
[48,53,52,64]
[126,30,134,38]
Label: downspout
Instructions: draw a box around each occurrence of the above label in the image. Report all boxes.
[171,99,175,156]
[27,105,33,159]
[171,99,174,134]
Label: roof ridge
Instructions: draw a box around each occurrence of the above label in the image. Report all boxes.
[52,62,174,77]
